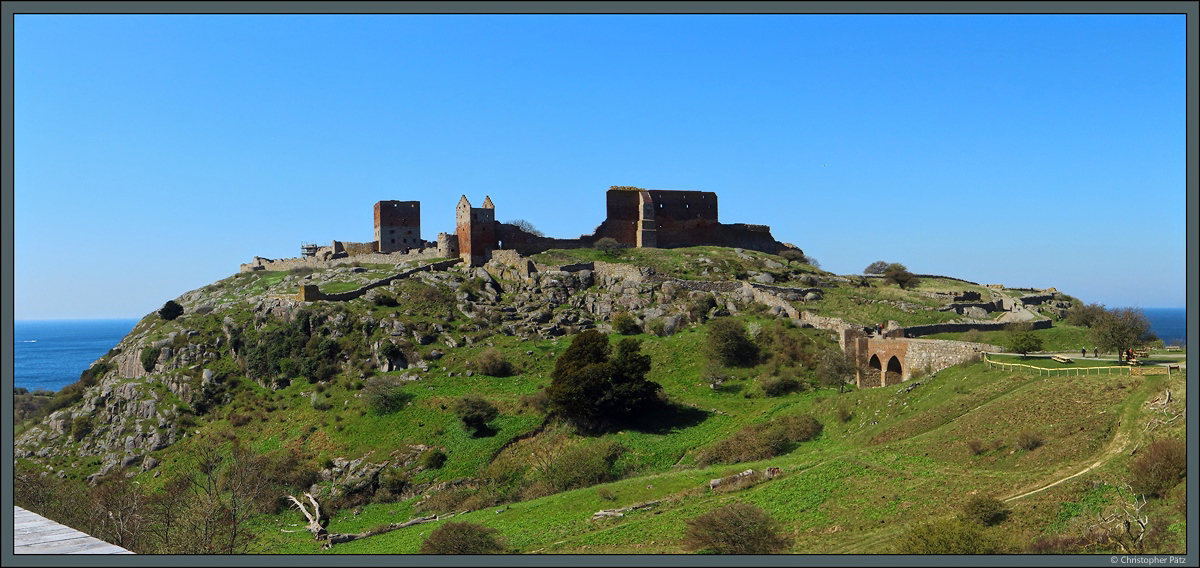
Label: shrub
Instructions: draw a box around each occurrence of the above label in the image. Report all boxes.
[1006,328,1043,358]
[472,348,512,377]
[140,347,162,373]
[960,495,1009,526]
[687,295,719,324]
[420,449,447,470]
[418,522,506,554]
[541,440,627,491]
[594,237,623,256]
[895,518,1009,554]
[705,318,759,368]
[1015,430,1044,451]
[1128,438,1186,497]
[452,396,499,435]
[779,248,807,265]
[518,390,550,414]
[646,318,668,337]
[835,403,853,423]
[158,300,184,321]
[761,375,802,397]
[611,312,640,335]
[815,349,856,392]
[696,413,822,466]
[71,415,94,442]
[362,375,411,415]
[683,502,792,554]
[966,439,986,456]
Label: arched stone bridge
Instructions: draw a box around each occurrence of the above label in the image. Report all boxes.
[843,331,999,389]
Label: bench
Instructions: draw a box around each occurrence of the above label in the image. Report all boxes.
[1167,364,1181,371]
[1051,355,1074,364]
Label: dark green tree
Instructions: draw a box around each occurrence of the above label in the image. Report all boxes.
[1005,328,1043,358]
[705,318,759,368]
[545,331,661,433]
[882,263,920,289]
[158,300,184,321]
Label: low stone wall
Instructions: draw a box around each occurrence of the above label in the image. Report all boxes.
[900,318,1051,337]
[239,249,444,273]
[902,338,1002,376]
[302,259,463,302]
[594,261,654,284]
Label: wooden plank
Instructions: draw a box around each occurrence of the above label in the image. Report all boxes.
[12,506,134,554]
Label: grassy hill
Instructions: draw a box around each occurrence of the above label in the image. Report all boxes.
[12,246,1187,555]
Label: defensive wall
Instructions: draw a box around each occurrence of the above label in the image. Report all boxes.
[295,259,462,302]
[899,318,1052,337]
[240,248,445,273]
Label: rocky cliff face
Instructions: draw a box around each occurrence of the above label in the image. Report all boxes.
[14,252,833,482]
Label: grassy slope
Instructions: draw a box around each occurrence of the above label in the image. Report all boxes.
[18,249,1186,555]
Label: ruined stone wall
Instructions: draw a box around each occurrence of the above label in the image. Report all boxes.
[901,339,1001,376]
[239,248,444,273]
[303,259,463,302]
[645,189,718,223]
[342,241,379,256]
[375,200,421,253]
[900,318,1052,337]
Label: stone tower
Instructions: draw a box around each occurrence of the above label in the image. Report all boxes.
[374,200,421,253]
[455,195,497,266]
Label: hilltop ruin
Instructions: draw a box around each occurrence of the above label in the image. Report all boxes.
[242,186,798,271]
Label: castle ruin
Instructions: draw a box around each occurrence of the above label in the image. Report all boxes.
[241,186,797,271]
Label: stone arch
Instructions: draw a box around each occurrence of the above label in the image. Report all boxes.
[885,356,903,386]
[860,354,883,388]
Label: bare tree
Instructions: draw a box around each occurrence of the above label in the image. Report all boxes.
[1092,484,1150,554]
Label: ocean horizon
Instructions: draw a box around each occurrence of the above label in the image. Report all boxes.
[12,308,1188,393]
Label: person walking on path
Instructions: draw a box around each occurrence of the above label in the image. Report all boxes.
[1093,348,1098,358]
[1082,347,1087,358]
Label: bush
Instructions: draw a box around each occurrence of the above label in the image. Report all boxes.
[760,375,802,397]
[646,318,668,337]
[779,248,807,265]
[687,295,719,324]
[1015,430,1044,451]
[966,439,986,456]
[71,415,94,442]
[611,312,640,335]
[696,413,822,466]
[472,348,512,377]
[683,502,792,554]
[960,495,1009,526]
[541,439,627,491]
[518,389,550,414]
[158,300,184,321]
[895,518,1009,554]
[594,237,623,256]
[362,375,411,415]
[420,449,448,469]
[452,396,498,435]
[140,347,162,373]
[705,318,759,368]
[1006,328,1043,357]
[835,403,853,423]
[1129,438,1186,497]
[418,522,506,554]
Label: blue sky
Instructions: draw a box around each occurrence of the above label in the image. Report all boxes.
[12,13,1189,320]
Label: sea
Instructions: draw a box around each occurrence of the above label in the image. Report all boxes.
[13,319,140,393]
[9,308,1191,393]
